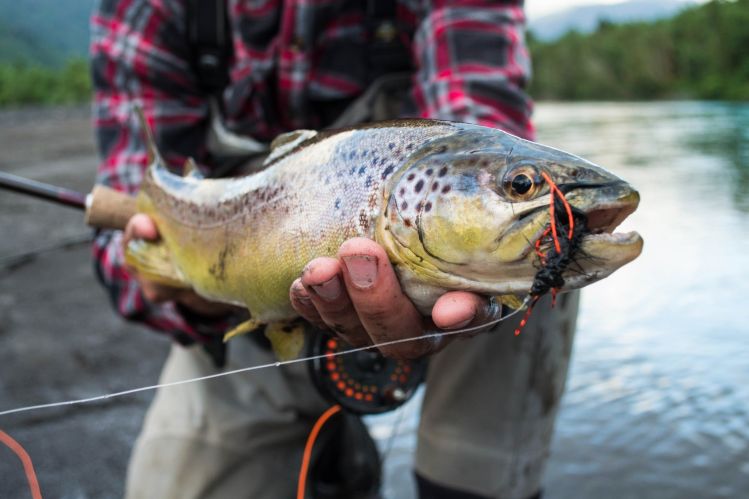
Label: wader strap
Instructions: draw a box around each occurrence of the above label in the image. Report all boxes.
[187,0,232,96]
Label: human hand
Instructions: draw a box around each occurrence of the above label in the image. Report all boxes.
[289,238,501,359]
[123,214,236,317]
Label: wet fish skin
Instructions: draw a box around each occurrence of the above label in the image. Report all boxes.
[131,119,642,324]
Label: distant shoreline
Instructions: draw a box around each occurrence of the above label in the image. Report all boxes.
[0,103,90,127]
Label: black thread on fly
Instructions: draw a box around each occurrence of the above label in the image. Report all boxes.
[530,199,588,297]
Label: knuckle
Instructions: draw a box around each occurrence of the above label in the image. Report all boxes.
[359,304,394,326]
[315,294,354,316]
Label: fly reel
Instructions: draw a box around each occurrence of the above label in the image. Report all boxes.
[308,331,426,414]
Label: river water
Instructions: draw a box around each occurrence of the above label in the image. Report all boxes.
[369,101,749,498]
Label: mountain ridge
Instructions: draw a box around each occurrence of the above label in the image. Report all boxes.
[529,0,699,41]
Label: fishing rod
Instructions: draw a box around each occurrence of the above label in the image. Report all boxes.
[0,170,136,230]
[0,170,425,414]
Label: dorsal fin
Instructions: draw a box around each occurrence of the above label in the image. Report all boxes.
[265,129,317,165]
[134,106,163,165]
[183,157,203,178]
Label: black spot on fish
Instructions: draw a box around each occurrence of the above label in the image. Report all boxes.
[415,180,424,193]
[382,164,395,179]
[438,166,448,177]
[432,182,439,191]
[335,198,341,209]
[406,143,415,150]
[401,201,408,210]
[208,243,232,282]
[425,202,433,212]
[441,185,452,194]
[359,209,370,230]
[350,166,356,175]
[358,166,366,175]
[407,173,415,181]
[388,142,396,150]
[404,218,412,227]
[426,168,433,176]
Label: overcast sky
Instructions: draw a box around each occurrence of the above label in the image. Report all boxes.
[526,0,707,21]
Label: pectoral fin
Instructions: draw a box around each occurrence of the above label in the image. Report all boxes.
[223,318,265,342]
[125,239,190,289]
[264,321,306,361]
[222,319,306,362]
[496,294,526,311]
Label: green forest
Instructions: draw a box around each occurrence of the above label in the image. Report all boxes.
[0,0,747,106]
[529,0,749,100]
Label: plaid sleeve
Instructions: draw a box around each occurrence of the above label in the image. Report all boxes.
[90,0,227,343]
[411,0,535,139]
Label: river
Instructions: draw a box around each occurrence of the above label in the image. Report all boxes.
[1,102,747,498]
[369,101,749,498]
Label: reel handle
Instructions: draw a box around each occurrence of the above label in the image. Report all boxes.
[84,185,137,230]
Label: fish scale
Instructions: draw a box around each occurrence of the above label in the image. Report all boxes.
[136,121,457,322]
[128,118,642,354]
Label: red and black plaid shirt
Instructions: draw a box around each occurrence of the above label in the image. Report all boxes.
[91,0,534,343]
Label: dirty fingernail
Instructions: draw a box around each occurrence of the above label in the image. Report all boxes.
[311,276,341,301]
[291,280,312,305]
[342,255,378,289]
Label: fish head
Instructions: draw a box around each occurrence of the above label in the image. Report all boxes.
[377,124,643,297]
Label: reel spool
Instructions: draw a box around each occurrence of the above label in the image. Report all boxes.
[308,331,426,414]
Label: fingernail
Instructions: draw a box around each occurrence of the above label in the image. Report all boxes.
[342,255,378,289]
[291,282,312,305]
[311,276,341,301]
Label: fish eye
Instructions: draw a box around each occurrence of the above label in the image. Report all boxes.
[501,165,544,200]
[511,174,533,194]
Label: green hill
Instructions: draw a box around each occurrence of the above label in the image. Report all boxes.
[529,0,749,101]
[0,0,93,66]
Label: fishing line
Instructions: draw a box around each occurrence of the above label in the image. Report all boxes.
[380,399,409,465]
[0,300,530,418]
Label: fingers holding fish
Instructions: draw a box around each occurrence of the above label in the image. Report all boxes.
[296,257,373,347]
[123,213,175,303]
[337,238,452,360]
[432,292,502,339]
[123,213,236,316]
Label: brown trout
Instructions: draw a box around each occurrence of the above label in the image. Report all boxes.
[128,118,643,358]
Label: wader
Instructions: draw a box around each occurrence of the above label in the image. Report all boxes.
[125,3,580,496]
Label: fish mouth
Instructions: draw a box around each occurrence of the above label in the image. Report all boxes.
[523,184,643,263]
[578,189,642,253]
